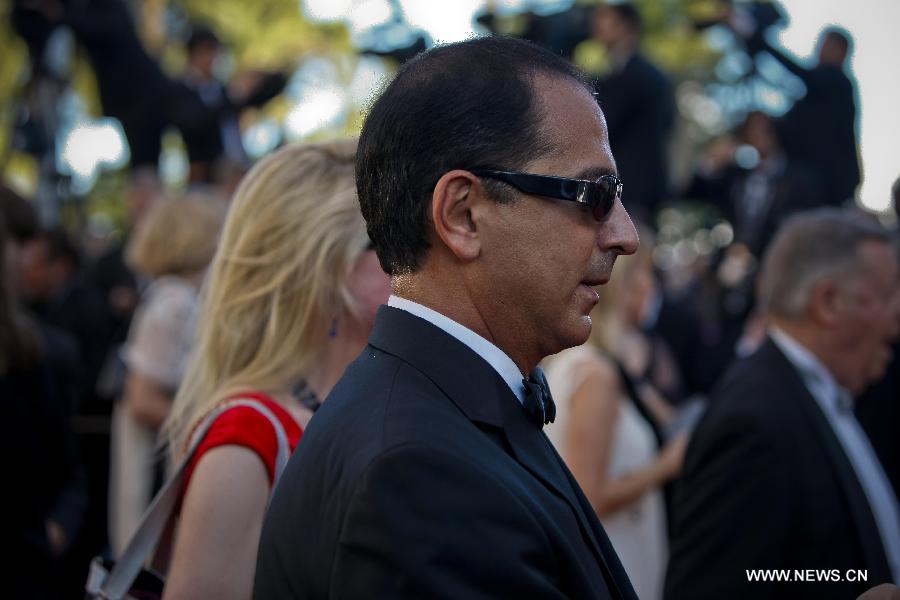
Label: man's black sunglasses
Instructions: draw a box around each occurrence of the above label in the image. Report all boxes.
[471,169,623,221]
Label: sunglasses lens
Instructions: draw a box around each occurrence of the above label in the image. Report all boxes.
[590,178,617,221]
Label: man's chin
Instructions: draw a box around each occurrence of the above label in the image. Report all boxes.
[864,356,891,388]
[551,316,593,355]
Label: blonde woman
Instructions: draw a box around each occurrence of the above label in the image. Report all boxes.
[161,139,390,600]
[543,228,687,600]
[109,193,225,555]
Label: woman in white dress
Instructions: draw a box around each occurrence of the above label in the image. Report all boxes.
[108,194,225,554]
[544,229,686,600]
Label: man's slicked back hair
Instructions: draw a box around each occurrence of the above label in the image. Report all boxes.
[356,35,593,276]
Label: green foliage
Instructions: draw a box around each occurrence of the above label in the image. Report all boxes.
[176,0,353,68]
[0,0,30,181]
[0,0,757,229]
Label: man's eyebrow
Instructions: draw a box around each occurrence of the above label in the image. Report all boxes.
[574,166,618,180]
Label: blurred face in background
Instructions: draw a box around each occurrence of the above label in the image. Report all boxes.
[830,241,900,393]
[742,112,780,160]
[346,248,391,332]
[592,7,635,50]
[19,238,52,302]
[189,42,220,79]
[818,32,848,67]
[20,238,76,303]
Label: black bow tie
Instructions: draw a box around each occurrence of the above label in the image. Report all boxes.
[522,366,556,428]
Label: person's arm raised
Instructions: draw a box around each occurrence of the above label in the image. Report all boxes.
[759,37,813,82]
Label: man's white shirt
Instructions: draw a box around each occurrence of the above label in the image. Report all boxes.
[388,295,526,404]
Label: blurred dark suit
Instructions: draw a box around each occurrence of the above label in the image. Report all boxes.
[665,338,893,599]
[61,0,174,167]
[595,52,674,221]
[751,39,859,207]
[686,157,823,258]
[57,0,232,168]
[29,277,111,412]
[2,361,87,599]
[653,290,709,398]
[179,72,286,183]
[856,342,900,498]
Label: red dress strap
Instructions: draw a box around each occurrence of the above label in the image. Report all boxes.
[183,393,303,496]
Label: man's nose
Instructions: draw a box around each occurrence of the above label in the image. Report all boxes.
[599,199,640,256]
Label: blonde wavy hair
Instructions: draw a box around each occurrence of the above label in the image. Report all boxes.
[126,192,224,279]
[166,139,368,456]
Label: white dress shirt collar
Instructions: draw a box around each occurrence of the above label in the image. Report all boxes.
[769,326,849,411]
[770,326,900,582]
[388,295,526,404]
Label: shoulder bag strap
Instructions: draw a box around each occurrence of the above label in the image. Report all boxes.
[221,398,291,491]
[98,398,290,599]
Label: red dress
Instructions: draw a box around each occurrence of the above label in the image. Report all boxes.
[183,392,303,492]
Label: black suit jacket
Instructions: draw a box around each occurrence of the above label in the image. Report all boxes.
[856,341,900,499]
[685,158,824,258]
[665,338,893,599]
[255,306,637,599]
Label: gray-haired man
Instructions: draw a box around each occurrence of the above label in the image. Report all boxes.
[666,208,900,599]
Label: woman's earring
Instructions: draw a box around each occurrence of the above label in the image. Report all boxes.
[328,317,338,338]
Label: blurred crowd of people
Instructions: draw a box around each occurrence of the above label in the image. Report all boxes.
[2,1,899,599]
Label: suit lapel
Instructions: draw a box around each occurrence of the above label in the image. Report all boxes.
[498,395,633,599]
[761,340,892,580]
[559,457,637,599]
[369,306,633,598]
[368,306,504,427]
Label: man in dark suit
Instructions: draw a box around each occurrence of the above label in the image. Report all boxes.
[592,3,674,223]
[178,25,286,184]
[856,178,900,499]
[255,36,640,598]
[745,27,860,208]
[665,209,900,599]
[686,111,824,260]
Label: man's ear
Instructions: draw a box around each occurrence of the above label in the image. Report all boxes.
[431,169,483,261]
[809,278,841,327]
